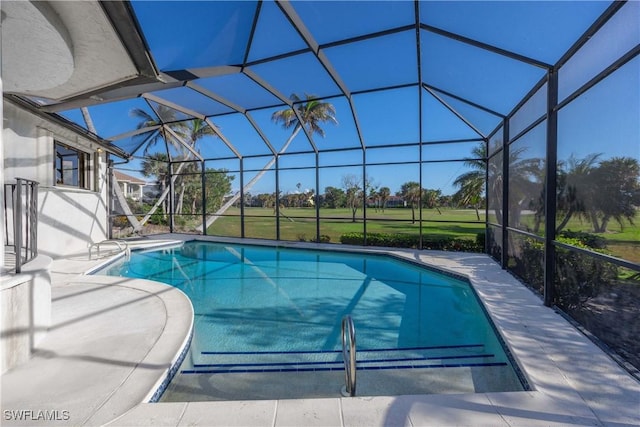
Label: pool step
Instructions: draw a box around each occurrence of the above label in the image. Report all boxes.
[182,344,503,374]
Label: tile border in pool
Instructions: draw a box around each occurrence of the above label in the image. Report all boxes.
[146,327,194,403]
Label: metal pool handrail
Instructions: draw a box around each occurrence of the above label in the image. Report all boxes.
[341,315,357,396]
[89,239,130,260]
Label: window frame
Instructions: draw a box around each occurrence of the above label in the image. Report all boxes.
[54,141,90,190]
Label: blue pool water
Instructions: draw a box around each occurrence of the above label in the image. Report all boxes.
[96,241,525,399]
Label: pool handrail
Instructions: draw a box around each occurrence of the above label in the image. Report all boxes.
[341,315,357,396]
[89,239,130,260]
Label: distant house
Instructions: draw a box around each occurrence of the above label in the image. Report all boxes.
[114,171,146,201]
[367,195,406,208]
[386,196,406,208]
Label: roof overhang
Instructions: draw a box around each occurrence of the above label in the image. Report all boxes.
[1,0,159,105]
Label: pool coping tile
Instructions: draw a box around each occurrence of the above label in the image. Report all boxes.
[274,398,342,427]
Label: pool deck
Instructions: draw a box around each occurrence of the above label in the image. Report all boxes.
[1,235,638,426]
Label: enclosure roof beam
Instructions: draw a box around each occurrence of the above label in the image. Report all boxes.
[420,23,553,70]
[245,112,278,156]
[422,83,506,118]
[186,82,246,114]
[203,118,242,160]
[142,93,205,120]
[243,68,318,154]
[164,126,204,162]
[186,81,277,156]
[276,0,362,152]
[424,86,486,139]
[107,124,161,142]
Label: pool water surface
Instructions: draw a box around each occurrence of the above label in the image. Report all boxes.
[97,241,526,400]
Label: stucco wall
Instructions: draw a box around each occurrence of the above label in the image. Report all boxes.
[3,101,109,258]
[1,255,53,373]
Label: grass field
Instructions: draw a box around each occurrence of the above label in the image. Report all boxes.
[207,207,485,244]
[204,206,640,263]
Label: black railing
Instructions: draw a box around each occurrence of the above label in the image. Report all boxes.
[4,178,39,273]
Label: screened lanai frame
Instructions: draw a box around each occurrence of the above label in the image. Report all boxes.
[6,0,639,372]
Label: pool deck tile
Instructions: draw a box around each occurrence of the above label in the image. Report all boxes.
[341,394,506,427]
[274,398,342,427]
[2,235,639,426]
[179,400,277,427]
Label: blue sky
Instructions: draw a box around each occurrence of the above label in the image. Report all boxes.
[58,1,638,197]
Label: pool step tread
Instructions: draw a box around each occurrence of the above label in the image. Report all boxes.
[183,344,502,374]
[192,353,496,368]
[181,361,508,375]
[195,344,489,365]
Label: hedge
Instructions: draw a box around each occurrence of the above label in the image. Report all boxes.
[339,232,484,252]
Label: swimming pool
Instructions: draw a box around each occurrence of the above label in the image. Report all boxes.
[97,241,526,400]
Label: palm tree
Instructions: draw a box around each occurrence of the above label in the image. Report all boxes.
[399,181,422,224]
[453,144,486,220]
[202,94,337,229]
[271,94,337,145]
[130,106,185,155]
[423,188,443,215]
[131,110,217,231]
[555,153,600,232]
[453,169,484,220]
[588,156,639,232]
[173,119,217,215]
[454,143,543,227]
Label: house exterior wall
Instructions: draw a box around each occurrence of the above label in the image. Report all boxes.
[3,100,109,258]
[118,181,144,201]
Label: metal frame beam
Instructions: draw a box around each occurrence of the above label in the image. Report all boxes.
[420,24,552,70]
[107,125,161,142]
[555,0,627,69]
[415,0,424,249]
[544,70,558,307]
[423,84,505,118]
[424,86,486,139]
[164,126,204,162]
[187,81,277,156]
[203,118,243,159]
[140,93,242,161]
[501,119,509,268]
[276,0,366,152]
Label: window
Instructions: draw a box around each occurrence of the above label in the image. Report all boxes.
[55,142,89,189]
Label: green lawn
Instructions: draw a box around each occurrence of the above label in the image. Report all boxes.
[205,206,640,263]
[208,207,485,243]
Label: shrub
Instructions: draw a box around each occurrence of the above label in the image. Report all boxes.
[555,248,617,311]
[514,236,617,311]
[340,232,419,248]
[557,230,607,249]
[475,232,486,250]
[112,215,129,229]
[339,232,482,252]
[318,234,331,243]
[143,205,168,226]
[297,234,331,243]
